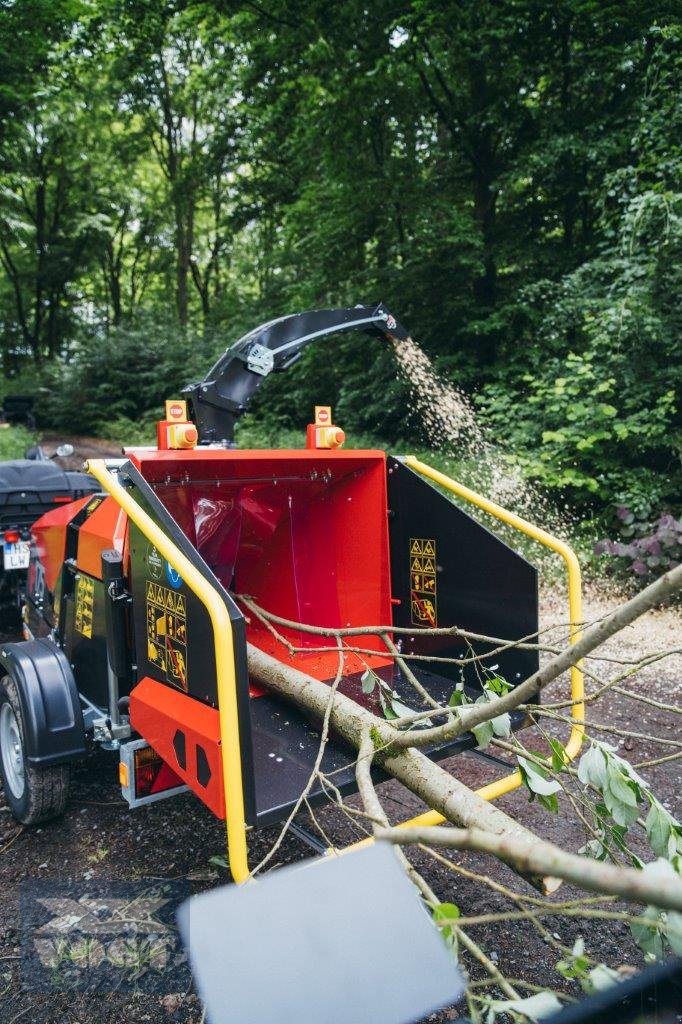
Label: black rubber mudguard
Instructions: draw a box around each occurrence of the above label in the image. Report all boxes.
[0,639,86,766]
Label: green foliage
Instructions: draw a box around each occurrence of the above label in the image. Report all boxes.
[37,319,199,435]
[484,991,562,1022]
[0,425,37,460]
[0,3,679,577]
[431,901,460,953]
[517,755,562,814]
[448,677,512,749]
[574,740,682,959]
[629,861,682,960]
[556,939,622,995]
[360,667,422,722]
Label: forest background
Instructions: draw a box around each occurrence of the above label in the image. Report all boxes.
[0,0,680,581]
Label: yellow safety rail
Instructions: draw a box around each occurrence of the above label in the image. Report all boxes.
[387,456,585,832]
[85,460,250,883]
[346,457,585,850]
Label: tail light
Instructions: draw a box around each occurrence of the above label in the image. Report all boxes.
[4,530,20,544]
[119,740,187,808]
[53,496,74,504]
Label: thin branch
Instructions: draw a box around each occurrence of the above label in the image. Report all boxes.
[376,825,682,913]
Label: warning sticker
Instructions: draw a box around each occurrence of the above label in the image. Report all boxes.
[146,580,188,691]
[74,576,95,639]
[409,538,437,627]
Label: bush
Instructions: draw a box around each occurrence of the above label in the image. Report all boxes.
[595,505,681,581]
[36,318,203,435]
[0,424,37,460]
[97,414,158,447]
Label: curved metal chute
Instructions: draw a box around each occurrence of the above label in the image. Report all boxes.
[183,303,409,444]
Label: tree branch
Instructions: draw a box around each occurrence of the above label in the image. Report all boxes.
[393,563,682,748]
[376,825,682,913]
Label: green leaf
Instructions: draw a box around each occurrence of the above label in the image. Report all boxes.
[208,855,229,869]
[630,908,664,959]
[548,738,566,772]
[432,902,460,953]
[361,669,377,695]
[491,712,512,738]
[577,744,608,788]
[585,964,621,993]
[606,768,639,808]
[487,992,562,1020]
[390,697,417,719]
[538,792,559,814]
[472,720,494,749]
[556,938,590,980]
[485,676,511,696]
[602,785,640,827]
[645,800,673,858]
[433,902,460,921]
[645,799,681,859]
[665,912,682,956]
[448,687,466,708]
[580,837,608,860]
[518,756,562,797]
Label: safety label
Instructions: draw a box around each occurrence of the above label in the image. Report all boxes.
[74,575,95,639]
[409,538,437,627]
[146,580,188,691]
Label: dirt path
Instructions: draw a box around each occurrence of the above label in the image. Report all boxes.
[0,453,679,1022]
[39,434,122,469]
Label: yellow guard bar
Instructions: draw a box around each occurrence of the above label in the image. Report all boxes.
[347,456,585,847]
[399,456,584,823]
[85,460,250,883]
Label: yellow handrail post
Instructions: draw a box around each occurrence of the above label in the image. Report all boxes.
[85,460,251,883]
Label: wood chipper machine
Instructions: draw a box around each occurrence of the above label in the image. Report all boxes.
[0,304,584,880]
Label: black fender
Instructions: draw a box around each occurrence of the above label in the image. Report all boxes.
[0,639,86,766]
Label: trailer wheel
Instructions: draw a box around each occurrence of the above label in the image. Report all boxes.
[0,675,70,825]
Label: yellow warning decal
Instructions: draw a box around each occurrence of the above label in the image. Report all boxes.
[85,496,105,516]
[146,580,188,691]
[74,575,95,639]
[409,537,437,627]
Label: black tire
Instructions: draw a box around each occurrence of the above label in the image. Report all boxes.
[0,674,70,825]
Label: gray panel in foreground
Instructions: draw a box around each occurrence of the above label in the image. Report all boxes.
[177,844,464,1024]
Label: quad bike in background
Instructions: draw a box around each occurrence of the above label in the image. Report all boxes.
[0,442,99,624]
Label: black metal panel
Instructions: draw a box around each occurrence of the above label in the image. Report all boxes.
[386,457,539,694]
[249,669,528,827]
[120,461,256,826]
[61,567,113,709]
[183,303,409,444]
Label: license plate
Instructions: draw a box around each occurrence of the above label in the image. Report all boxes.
[3,540,30,570]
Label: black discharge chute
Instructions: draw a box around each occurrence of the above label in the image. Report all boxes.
[182,303,409,444]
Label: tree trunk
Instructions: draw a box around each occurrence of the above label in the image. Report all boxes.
[175,210,190,328]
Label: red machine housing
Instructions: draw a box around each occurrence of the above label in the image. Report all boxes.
[27,441,539,828]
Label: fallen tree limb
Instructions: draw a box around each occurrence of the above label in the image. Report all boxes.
[392,562,682,748]
[375,825,682,914]
[248,641,560,894]
[249,641,682,910]
[246,566,682,908]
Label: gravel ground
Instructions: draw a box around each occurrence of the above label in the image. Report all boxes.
[0,437,679,1022]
